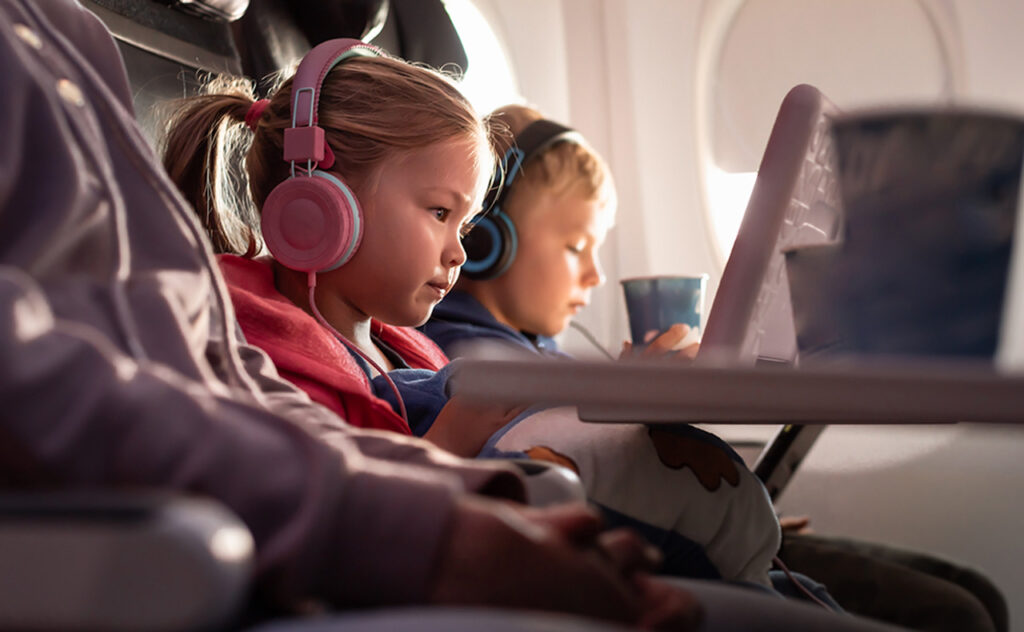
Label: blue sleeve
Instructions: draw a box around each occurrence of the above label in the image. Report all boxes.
[371,363,457,436]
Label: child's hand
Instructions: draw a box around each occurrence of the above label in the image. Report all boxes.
[620,323,700,361]
[424,395,528,457]
[779,515,813,534]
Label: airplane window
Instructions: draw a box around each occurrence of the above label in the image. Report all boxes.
[442,0,522,113]
[697,0,962,263]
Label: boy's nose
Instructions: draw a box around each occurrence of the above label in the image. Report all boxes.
[582,252,605,288]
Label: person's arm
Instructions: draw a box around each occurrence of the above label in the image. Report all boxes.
[34,0,134,109]
[0,270,703,626]
[0,268,472,607]
[423,394,528,456]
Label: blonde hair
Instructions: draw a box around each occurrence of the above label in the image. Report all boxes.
[487,104,615,222]
[160,52,494,255]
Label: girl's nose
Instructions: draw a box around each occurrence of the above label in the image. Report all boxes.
[447,232,468,268]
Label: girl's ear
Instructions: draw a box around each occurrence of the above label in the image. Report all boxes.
[261,170,365,273]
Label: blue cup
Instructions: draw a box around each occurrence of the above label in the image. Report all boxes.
[622,274,708,348]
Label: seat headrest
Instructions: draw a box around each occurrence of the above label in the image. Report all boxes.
[235,0,467,93]
[156,0,249,22]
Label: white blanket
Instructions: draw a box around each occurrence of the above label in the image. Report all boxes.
[491,406,780,585]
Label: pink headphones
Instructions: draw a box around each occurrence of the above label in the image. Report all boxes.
[261,38,382,272]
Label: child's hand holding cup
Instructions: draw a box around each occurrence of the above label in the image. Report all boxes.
[621,274,707,360]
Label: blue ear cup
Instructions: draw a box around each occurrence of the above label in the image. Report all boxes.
[460,119,583,281]
[461,210,518,280]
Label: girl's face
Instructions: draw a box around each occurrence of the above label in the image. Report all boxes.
[321,137,489,327]
[485,187,615,337]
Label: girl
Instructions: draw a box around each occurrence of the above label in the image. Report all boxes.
[162,43,780,588]
[162,39,515,456]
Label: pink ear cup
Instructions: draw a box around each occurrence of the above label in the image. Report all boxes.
[261,39,380,273]
[261,171,363,272]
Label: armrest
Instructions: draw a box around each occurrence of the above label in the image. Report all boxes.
[0,492,252,631]
[504,458,588,507]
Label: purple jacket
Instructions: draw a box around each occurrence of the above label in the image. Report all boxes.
[0,0,522,610]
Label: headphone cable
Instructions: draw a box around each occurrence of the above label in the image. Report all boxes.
[568,320,616,361]
[306,274,409,425]
[771,555,835,610]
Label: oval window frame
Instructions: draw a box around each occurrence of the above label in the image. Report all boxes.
[694,0,965,267]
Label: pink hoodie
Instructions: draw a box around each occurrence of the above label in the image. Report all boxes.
[218,254,449,435]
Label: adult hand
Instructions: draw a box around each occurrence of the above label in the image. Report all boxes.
[430,497,703,630]
[515,503,662,574]
[423,395,527,456]
[620,323,700,361]
[521,504,702,630]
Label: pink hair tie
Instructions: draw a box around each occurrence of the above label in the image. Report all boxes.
[245,99,270,131]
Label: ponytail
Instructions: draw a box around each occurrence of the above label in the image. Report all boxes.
[160,78,262,255]
[162,55,495,258]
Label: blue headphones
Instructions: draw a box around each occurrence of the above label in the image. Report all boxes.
[461,119,582,280]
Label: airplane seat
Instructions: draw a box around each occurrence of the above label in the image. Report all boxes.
[81,0,247,145]
[233,0,467,95]
[0,492,252,630]
[693,81,1007,632]
[231,0,383,94]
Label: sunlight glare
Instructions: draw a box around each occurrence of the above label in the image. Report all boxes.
[707,166,756,258]
[442,0,522,113]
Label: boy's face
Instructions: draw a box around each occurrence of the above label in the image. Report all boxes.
[484,187,615,337]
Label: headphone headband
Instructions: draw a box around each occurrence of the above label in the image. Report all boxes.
[284,39,382,165]
[292,38,381,128]
[484,119,583,213]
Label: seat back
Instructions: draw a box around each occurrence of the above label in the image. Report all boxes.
[694,84,841,502]
[82,0,246,145]
[698,84,842,367]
